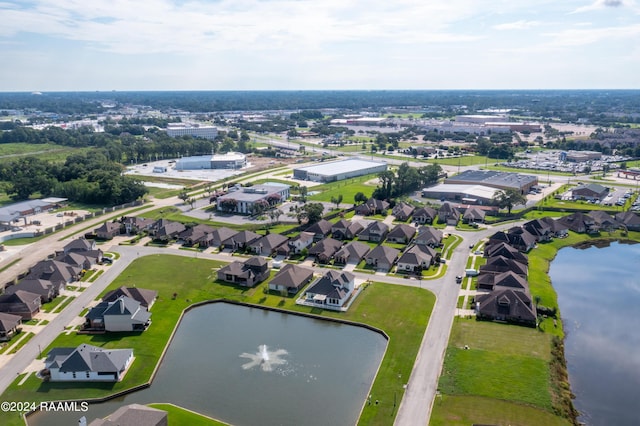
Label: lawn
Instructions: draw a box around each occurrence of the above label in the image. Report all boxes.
[308,174,379,203]
[149,403,229,425]
[3,255,435,426]
[435,318,566,424]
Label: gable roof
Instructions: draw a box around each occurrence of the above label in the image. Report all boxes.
[0,312,22,332]
[103,287,158,308]
[63,238,95,253]
[367,245,400,264]
[392,202,415,218]
[305,219,333,236]
[484,242,529,264]
[476,288,536,324]
[89,403,168,426]
[250,233,289,251]
[95,222,121,234]
[415,226,443,245]
[6,279,54,296]
[463,206,486,221]
[211,227,238,245]
[46,343,133,374]
[308,237,342,258]
[387,224,415,241]
[398,244,436,266]
[413,206,437,219]
[269,264,314,290]
[334,241,370,262]
[493,270,530,292]
[306,270,355,300]
[223,230,261,245]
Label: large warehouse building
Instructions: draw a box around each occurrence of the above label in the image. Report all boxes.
[293,159,387,182]
[422,184,500,205]
[445,170,538,194]
[175,153,247,171]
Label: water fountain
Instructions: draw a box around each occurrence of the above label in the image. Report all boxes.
[240,344,288,372]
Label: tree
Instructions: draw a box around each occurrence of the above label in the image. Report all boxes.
[492,188,526,215]
[299,186,308,203]
[331,194,343,208]
[354,192,368,205]
[268,208,283,226]
[178,191,189,204]
[297,202,324,224]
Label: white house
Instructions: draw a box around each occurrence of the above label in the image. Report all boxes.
[85,296,151,332]
[45,344,134,382]
[304,270,355,308]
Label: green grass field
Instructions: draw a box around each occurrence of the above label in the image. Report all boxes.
[149,403,229,425]
[308,173,378,203]
[434,318,569,425]
[2,255,435,426]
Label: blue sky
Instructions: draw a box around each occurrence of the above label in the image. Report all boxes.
[1,0,639,91]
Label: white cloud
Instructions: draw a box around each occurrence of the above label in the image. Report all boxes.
[543,23,640,47]
[571,0,639,14]
[493,20,541,30]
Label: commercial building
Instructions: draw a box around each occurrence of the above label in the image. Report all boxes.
[175,153,246,170]
[165,124,218,140]
[445,170,538,194]
[422,184,500,205]
[0,197,67,228]
[216,183,290,214]
[293,158,387,183]
[561,150,602,162]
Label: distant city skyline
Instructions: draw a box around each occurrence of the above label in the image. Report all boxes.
[1,0,639,92]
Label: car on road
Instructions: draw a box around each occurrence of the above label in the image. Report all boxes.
[455,275,462,284]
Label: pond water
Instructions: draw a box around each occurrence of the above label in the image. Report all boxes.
[549,241,640,426]
[29,302,387,426]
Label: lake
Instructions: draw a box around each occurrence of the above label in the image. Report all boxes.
[549,241,640,426]
[29,302,388,426]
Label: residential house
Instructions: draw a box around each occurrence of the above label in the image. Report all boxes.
[475,288,537,327]
[305,219,333,241]
[438,203,460,225]
[268,264,314,294]
[413,207,437,224]
[540,216,568,238]
[523,219,554,242]
[94,221,121,240]
[5,278,56,302]
[26,259,81,291]
[250,234,289,256]
[179,224,216,247]
[102,286,158,309]
[366,245,400,271]
[557,212,599,234]
[571,183,608,201]
[479,270,530,292]
[397,244,437,272]
[486,228,536,252]
[44,343,134,382]
[479,255,528,277]
[331,219,363,240]
[121,216,155,235]
[333,241,370,264]
[149,219,186,242]
[355,198,390,216]
[210,227,238,247]
[386,224,415,244]
[415,226,443,247]
[358,221,389,242]
[392,202,415,221]
[0,312,22,341]
[462,207,485,224]
[85,296,152,332]
[615,211,640,231]
[217,256,270,287]
[308,237,342,263]
[484,242,528,265]
[63,238,96,254]
[55,252,96,270]
[589,210,620,232]
[304,270,356,308]
[89,404,168,426]
[0,290,42,320]
[287,231,315,254]
[221,230,261,251]
[61,238,103,264]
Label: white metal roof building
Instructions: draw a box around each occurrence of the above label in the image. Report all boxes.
[165,124,218,140]
[293,159,387,182]
[422,184,499,205]
[175,153,246,170]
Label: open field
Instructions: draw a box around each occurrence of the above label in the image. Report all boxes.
[2,254,435,426]
[148,404,228,425]
[435,318,569,425]
[307,173,379,203]
[0,144,91,164]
